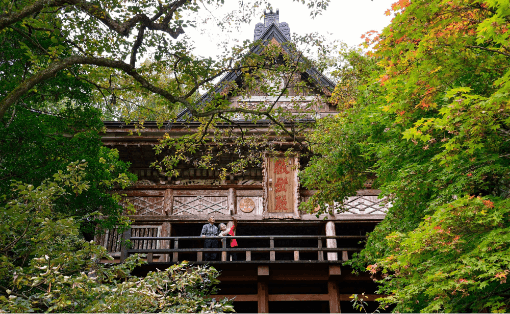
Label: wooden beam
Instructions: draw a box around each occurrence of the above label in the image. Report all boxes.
[208,294,385,303]
[268,274,328,281]
[257,281,269,313]
[207,294,258,302]
[124,184,263,190]
[160,222,171,262]
[326,221,338,261]
[221,238,227,262]
[328,281,341,313]
[318,238,324,261]
[237,190,264,197]
[172,239,178,262]
[174,190,229,196]
[258,265,269,277]
[228,188,236,215]
[123,190,165,197]
[164,189,173,215]
[329,265,341,277]
[270,238,275,261]
[269,294,329,301]
[342,251,349,261]
[119,228,131,263]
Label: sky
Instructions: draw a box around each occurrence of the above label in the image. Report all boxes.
[185,0,395,58]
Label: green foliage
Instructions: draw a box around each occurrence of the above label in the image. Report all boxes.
[0,105,136,233]
[0,0,331,122]
[373,196,510,313]
[301,0,510,311]
[0,164,232,313]
[299,48,383,214]
[153,38,332,179]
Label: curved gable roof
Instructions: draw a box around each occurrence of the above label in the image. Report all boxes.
[177,19,336,121]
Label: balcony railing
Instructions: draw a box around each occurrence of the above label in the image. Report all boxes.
[118,235,366,263]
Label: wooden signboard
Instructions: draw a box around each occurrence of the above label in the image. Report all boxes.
[264,156,299,216]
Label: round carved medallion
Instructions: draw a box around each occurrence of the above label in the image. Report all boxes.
[239,198,256,213]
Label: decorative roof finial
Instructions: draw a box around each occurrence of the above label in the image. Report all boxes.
[254,9,290,41]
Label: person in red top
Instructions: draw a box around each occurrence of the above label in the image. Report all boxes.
[219,218,238,261]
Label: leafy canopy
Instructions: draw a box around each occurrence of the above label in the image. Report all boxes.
[0,162,232,313]
[300,0,510,311]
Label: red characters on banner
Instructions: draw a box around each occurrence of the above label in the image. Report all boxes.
[272,158,292,212]
[275,177,288,193]
[275,195,288,211]
[275,159,289,174]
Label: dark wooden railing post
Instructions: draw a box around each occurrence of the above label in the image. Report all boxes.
[326,221,338,261]
[121,235,364,264]
[221,238,227,261]
[318,237,324,261]
[120,228,131,263]
[342,251,349,261]
[160,222,171,262]
[173,239,179,262]
[270,237,275,261]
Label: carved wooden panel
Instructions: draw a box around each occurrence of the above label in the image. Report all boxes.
[125,196,165,215]
[237,197,263,216]
[264,156,299,215]
[338,196,390,215]
[173,196,229,215]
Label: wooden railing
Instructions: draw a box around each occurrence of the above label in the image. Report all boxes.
[119,235,365,263]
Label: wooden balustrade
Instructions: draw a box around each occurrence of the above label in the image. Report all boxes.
[119,234,365,263]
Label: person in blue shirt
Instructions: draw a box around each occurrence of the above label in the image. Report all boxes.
[201,216,219,261]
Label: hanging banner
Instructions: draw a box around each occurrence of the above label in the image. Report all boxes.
[265,156,299,215]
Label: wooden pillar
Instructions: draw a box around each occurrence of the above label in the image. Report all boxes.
[342,251,349,261]
[318,237,324,261]
[328,281,341,313]
[120,228,131,263]
[221,238,227,261]
[326,221,338,261]
[160,222,171,262]
[173,239,179,262]
[228,188,236,215]
[257,282,269,313]
[269,237,275,261]
[164,189,173,215]
[257,266,269,313]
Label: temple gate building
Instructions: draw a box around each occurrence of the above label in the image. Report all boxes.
[98,10,389,313]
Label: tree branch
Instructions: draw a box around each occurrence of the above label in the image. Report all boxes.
[0,55,188,118]
[130,25,146,67]
[466,45,510,58]
[72,0,187,39]
[0,0,66,31]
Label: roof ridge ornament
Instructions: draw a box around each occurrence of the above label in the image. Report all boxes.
[254,9,290,41]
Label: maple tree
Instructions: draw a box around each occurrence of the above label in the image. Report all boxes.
[301,0,510,311]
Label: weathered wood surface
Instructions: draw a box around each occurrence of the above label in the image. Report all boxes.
[173,196,229,215]
[164,189,173,215]
[264,156,299,215]
[326,221,338,261]
[208,294,383,302]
